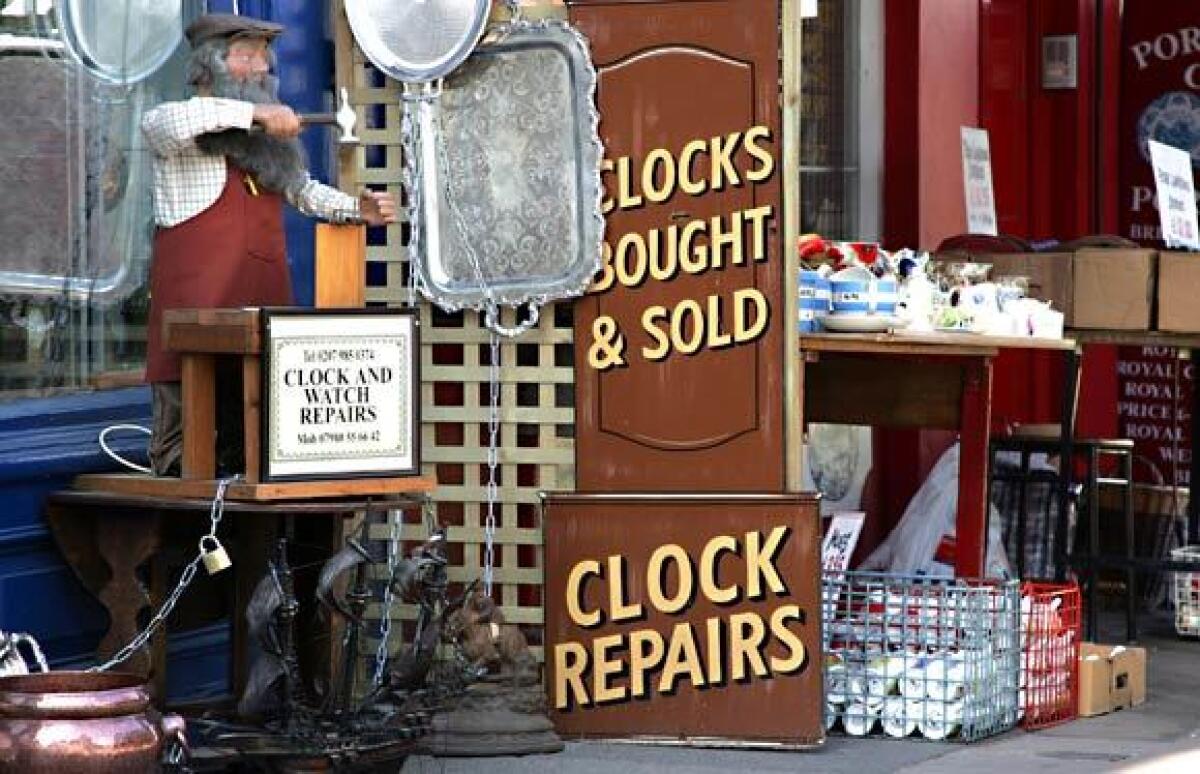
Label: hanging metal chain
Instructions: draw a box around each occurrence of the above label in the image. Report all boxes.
[372,506,403,687]
[90,477,238,673]
[400,84,439,308]
[482,331,501,596]
[422,495,439,536]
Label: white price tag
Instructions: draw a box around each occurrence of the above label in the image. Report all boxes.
[1149,140,1199,250]
[961,127,998,236]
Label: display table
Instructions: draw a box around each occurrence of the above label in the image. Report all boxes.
[45,483,432,704]
[798,331,1078,577]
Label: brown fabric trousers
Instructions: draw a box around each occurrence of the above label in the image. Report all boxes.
[149,383,183,476]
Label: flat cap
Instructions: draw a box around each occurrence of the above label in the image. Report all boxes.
[185,13,284,47]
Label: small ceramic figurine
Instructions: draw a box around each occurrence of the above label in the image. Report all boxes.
[445,590,540,686]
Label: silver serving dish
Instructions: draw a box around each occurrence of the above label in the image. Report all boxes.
[416,20,604,312]
[57,0,182,87]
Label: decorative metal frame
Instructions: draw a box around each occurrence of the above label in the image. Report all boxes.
[415,20,605,312]
[260,308,421,482]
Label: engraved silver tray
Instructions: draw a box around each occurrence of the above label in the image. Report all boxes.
[415,20,604,312]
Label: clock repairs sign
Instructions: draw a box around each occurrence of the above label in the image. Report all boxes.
[262,309,419,480]
[542,493,823,746]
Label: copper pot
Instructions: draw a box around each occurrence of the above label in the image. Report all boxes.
[0,671,184,773]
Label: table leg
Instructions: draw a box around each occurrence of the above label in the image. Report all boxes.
[1123,449,1137,642]
[182,354,217,480]
[956,357,994,578]
[1056,345,1081,581]
[95,511,162,678]
[1087,446,1099,640]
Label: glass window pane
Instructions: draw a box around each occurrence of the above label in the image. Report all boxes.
[800,0,880,242]
[0,2,200,401]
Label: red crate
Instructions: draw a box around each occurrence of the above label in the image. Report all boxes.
[1019,582,1081,729]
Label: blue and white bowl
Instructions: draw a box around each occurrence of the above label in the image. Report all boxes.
[830,266,898,316]
[798,270,832,332]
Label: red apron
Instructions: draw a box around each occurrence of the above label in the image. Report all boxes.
[145,163,292,383]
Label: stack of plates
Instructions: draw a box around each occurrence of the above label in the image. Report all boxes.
[819,314,908,333]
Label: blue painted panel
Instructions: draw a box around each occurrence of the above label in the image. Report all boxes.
[276,0,334,308]
[53,622,232,702]
[0,544,107,663]
[0,389,151,662]
[165,622,231,701]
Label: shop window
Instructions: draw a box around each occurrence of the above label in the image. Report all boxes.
[801,0,883,241]
[0,2,198,401]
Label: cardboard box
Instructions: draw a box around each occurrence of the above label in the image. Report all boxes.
[1078,642,1147,717]
[1072,248,1156,330]
[938,252,1074,325]
[976,252,1075,326]
[1157,251,1200,333]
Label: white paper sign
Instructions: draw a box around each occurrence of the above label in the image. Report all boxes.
[821,511,865,572]
[961,127,998,236]
[1148,140,1199,250]
[800,0,819,19]
[264,311,418,479]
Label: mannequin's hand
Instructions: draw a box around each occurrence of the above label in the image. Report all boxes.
[252,104,301,138]
[359,190,397,226]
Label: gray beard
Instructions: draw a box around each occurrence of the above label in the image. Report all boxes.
[195,71,309,196]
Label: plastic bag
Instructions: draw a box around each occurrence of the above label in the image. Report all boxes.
[860,442,1012,579]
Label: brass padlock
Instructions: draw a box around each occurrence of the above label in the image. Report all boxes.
[200,536,232,575]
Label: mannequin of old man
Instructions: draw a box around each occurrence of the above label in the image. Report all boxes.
[141,14,395,476]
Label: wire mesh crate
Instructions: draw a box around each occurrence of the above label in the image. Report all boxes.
[1020,582,1080,729]
[1172,546,1200,637]
[822,571,1021,742]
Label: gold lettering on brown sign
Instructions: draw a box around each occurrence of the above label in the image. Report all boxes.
[554,526,808,710]
[587,126,778,371]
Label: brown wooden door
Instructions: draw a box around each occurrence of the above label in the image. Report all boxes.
[570,0,784,491]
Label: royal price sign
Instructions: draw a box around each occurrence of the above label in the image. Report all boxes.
[262,309,419,480]
[542,493,823,746]
[1117,346,1193,487]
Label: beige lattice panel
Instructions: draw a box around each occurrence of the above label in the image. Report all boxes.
[334,9,576,663]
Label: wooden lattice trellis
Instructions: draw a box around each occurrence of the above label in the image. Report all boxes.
[334,11,576,662]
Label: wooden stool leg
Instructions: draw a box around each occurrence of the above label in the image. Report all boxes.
[243,355,262,483]
[182,354,217,480]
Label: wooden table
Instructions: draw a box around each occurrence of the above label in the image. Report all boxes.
[45,481,432,705]
[798,331,1078,577]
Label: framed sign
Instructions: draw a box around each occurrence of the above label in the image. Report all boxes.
[261,308,419,481]
[542,492,823,747]
[1041,34,1078,90]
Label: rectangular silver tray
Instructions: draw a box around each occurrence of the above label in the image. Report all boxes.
[415,20,604,312]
